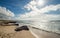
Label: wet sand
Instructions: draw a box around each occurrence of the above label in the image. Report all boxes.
[0,25,35,38]
[29,26,60,38]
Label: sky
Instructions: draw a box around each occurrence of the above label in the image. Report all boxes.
[0,0,60,20]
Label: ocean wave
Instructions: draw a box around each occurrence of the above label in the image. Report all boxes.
[18,20,60,34]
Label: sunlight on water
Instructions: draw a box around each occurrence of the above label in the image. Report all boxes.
[18,20,60,34]
[30,20,60,34]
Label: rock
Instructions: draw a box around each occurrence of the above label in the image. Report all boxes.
[15,26,29,31]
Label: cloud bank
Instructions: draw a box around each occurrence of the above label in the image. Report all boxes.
[0,6,15,20]
[18,0,60,21]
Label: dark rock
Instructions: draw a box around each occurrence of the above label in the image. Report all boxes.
[14,24,19,26]
[15,26,29,31]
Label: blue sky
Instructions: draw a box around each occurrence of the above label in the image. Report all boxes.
[0,0,60,20]
[0,0,60,15]
[0,0,31,15]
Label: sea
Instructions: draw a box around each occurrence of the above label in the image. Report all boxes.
[16,20,60,34]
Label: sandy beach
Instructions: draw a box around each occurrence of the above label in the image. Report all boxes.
[0,24,60,38]
[13,30,35,38]
[0,25,35,38]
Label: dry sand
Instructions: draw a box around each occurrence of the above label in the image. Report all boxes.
[0,25,35,38]
[13,30,35,38]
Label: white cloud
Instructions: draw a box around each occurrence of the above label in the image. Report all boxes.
[24,1,60,14]
[24,0,45,11]
[20,4,60,20]
[17,0,60,21]
[0,6,15,17]
[0,6,15,20]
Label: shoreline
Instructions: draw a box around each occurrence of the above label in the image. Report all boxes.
[0,25,36,38]
[29,29,39,38]
[29,26,60,35]
[29,26,60,38]
[0,24,60,38]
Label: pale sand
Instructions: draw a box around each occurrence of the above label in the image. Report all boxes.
[0,26,35,38]
[13,30,35,38]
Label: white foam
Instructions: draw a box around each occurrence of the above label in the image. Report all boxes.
[29,29,39,38]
